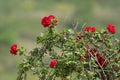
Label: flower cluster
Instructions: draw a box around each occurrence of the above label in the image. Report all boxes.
[41,15,58,28]
[85,26,96,32]
[10,15,120,80]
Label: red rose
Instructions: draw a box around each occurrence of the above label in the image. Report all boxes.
[91,27,96,32]
[85,26,96,32]
[41,16,51,27]
[10,44,18,55]
[49,60,58,68]
[48,15,55,20]
[41,15,56,28]
[85,26,92,32]
[107,24,116,34]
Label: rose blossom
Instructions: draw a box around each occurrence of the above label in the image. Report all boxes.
[91,27,96,32]
[49,59,58,68]
[85,26,92,32]
[107,24,116,34]
[41,15,55,27]
[10,44,18,55]
[48,15,55,20]
[85,26,96,32]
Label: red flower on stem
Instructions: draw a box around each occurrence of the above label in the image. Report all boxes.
[10,44,18,55]
[49,60,58,68]
[41,15,57,28]
[91,27,96,32]
[85,26,96,32]
[48,15,55,20]
[107,24,116,34]
[85,26,92,32]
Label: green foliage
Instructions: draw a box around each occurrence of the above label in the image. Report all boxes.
[17,23,120,80]
[1,0,120,80]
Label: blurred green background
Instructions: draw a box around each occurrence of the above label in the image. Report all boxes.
[0,0,120,80]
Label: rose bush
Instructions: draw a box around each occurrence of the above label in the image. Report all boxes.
[10,15,120,80]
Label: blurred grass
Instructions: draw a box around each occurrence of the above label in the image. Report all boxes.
[0,0,120,79]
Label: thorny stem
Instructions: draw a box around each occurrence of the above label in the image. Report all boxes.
[86,47,107,80]
[86,34,107,80]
